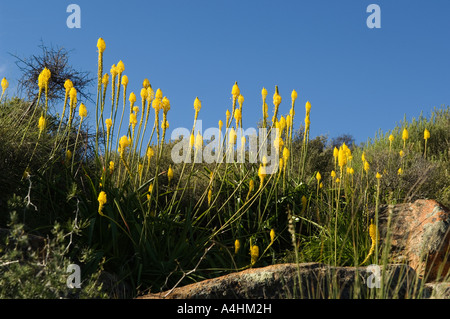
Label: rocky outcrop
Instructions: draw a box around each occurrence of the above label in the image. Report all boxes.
[139,263,423,299]
[376,199,450,281]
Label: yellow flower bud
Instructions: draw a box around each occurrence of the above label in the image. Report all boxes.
[79,103,87,119]
[291,89,298,103]
[121,75,129,87]
[97,38,106,54]
[116,60,125,74]
[162,96,170,114]
[424,128,430,140]
[168,165,174,183]
[261,87,268,100]
[105,118,112,132]
[129,92,136,107]
[1,77,8,92]
[102,73,109,86]
[38,115,46,133]
[231,81,240,98]
[193,96,202,114]
[402,128,409,141]
[316,171,322,182]
[234,239,241,254]
[155,88,163,100]
[238,94,244,108]
[97,191,107,215]
[270,229,275,243]
[142,78,150,89]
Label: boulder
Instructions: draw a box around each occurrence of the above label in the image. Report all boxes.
[376,199,450,281]
[138,263,423,299]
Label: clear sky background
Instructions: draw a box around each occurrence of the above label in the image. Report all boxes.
[1,0,449,145]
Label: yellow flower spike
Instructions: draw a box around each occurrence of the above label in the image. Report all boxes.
[140,87,148,102]
[133,106,140,115]
[270,229,275,244]
[109,161,115,174]
[229,127,237,145]
[121,75,129,88]
[234,239,241,254]
[238,94,244,108]
[241,136,246,148]
[333,147,339,161]
[64,79,73,91]
[155,88,163,100]
[291,89,298,104]
[218,120,223,132]
[234,108,242,126]
[399,150,405,158]
[167,165,174,184]
[250,245,259,265]
[261,87,268,101]
[147,184,153,201]
[189,133,195,148]
[118,135,130,157]
[364,161,370,173]
[162,96,170,114]
[161,119,169,130]
[146,147,154,164]
[331,170,336,179]
[262,155,268,166]
[102,73,109,86]
[207,188,212,206]
[110,64,118,77]
[347,167,354,175]
[338,145,347,169]
[226,109,231,126]
[142,78,150,89]
[361,151,366,163]
[152,98,161,111]
[129,92,136,108]
[376,172,382,179]
[1,77,9,92]
[282,147,290,163]
[66,149,72,162]
[69,87,77,106]
[424,128,430,140]
[402,128,409,148]
[319,182,323,189]
[79,103,87,120]
[304,116,311,131]
[397,167,403,176]
[301,195,307,214]
[361,219,379,265]
[194,97,202,113]
[402,128,409,141]
[316,171,322,182]
[195,131,203,151]
[38,115,46,133]
[273,86,282,108]
[116,60,125,74]
[105,118,112,132]
[305,101,312,114]
[389,134,394,142]
[97,191,107,215]
[231,81,240,99]
[146,87,155,102]
[130,112,138,128]
[97,38,106,54]
[279,158,284,173]
[335,177,340,184]
[258,164,266,188]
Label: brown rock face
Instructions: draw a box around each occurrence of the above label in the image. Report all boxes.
[377,199,450,281]
[138,263,421,299]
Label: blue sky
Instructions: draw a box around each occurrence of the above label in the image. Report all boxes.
[1,0,450,145]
